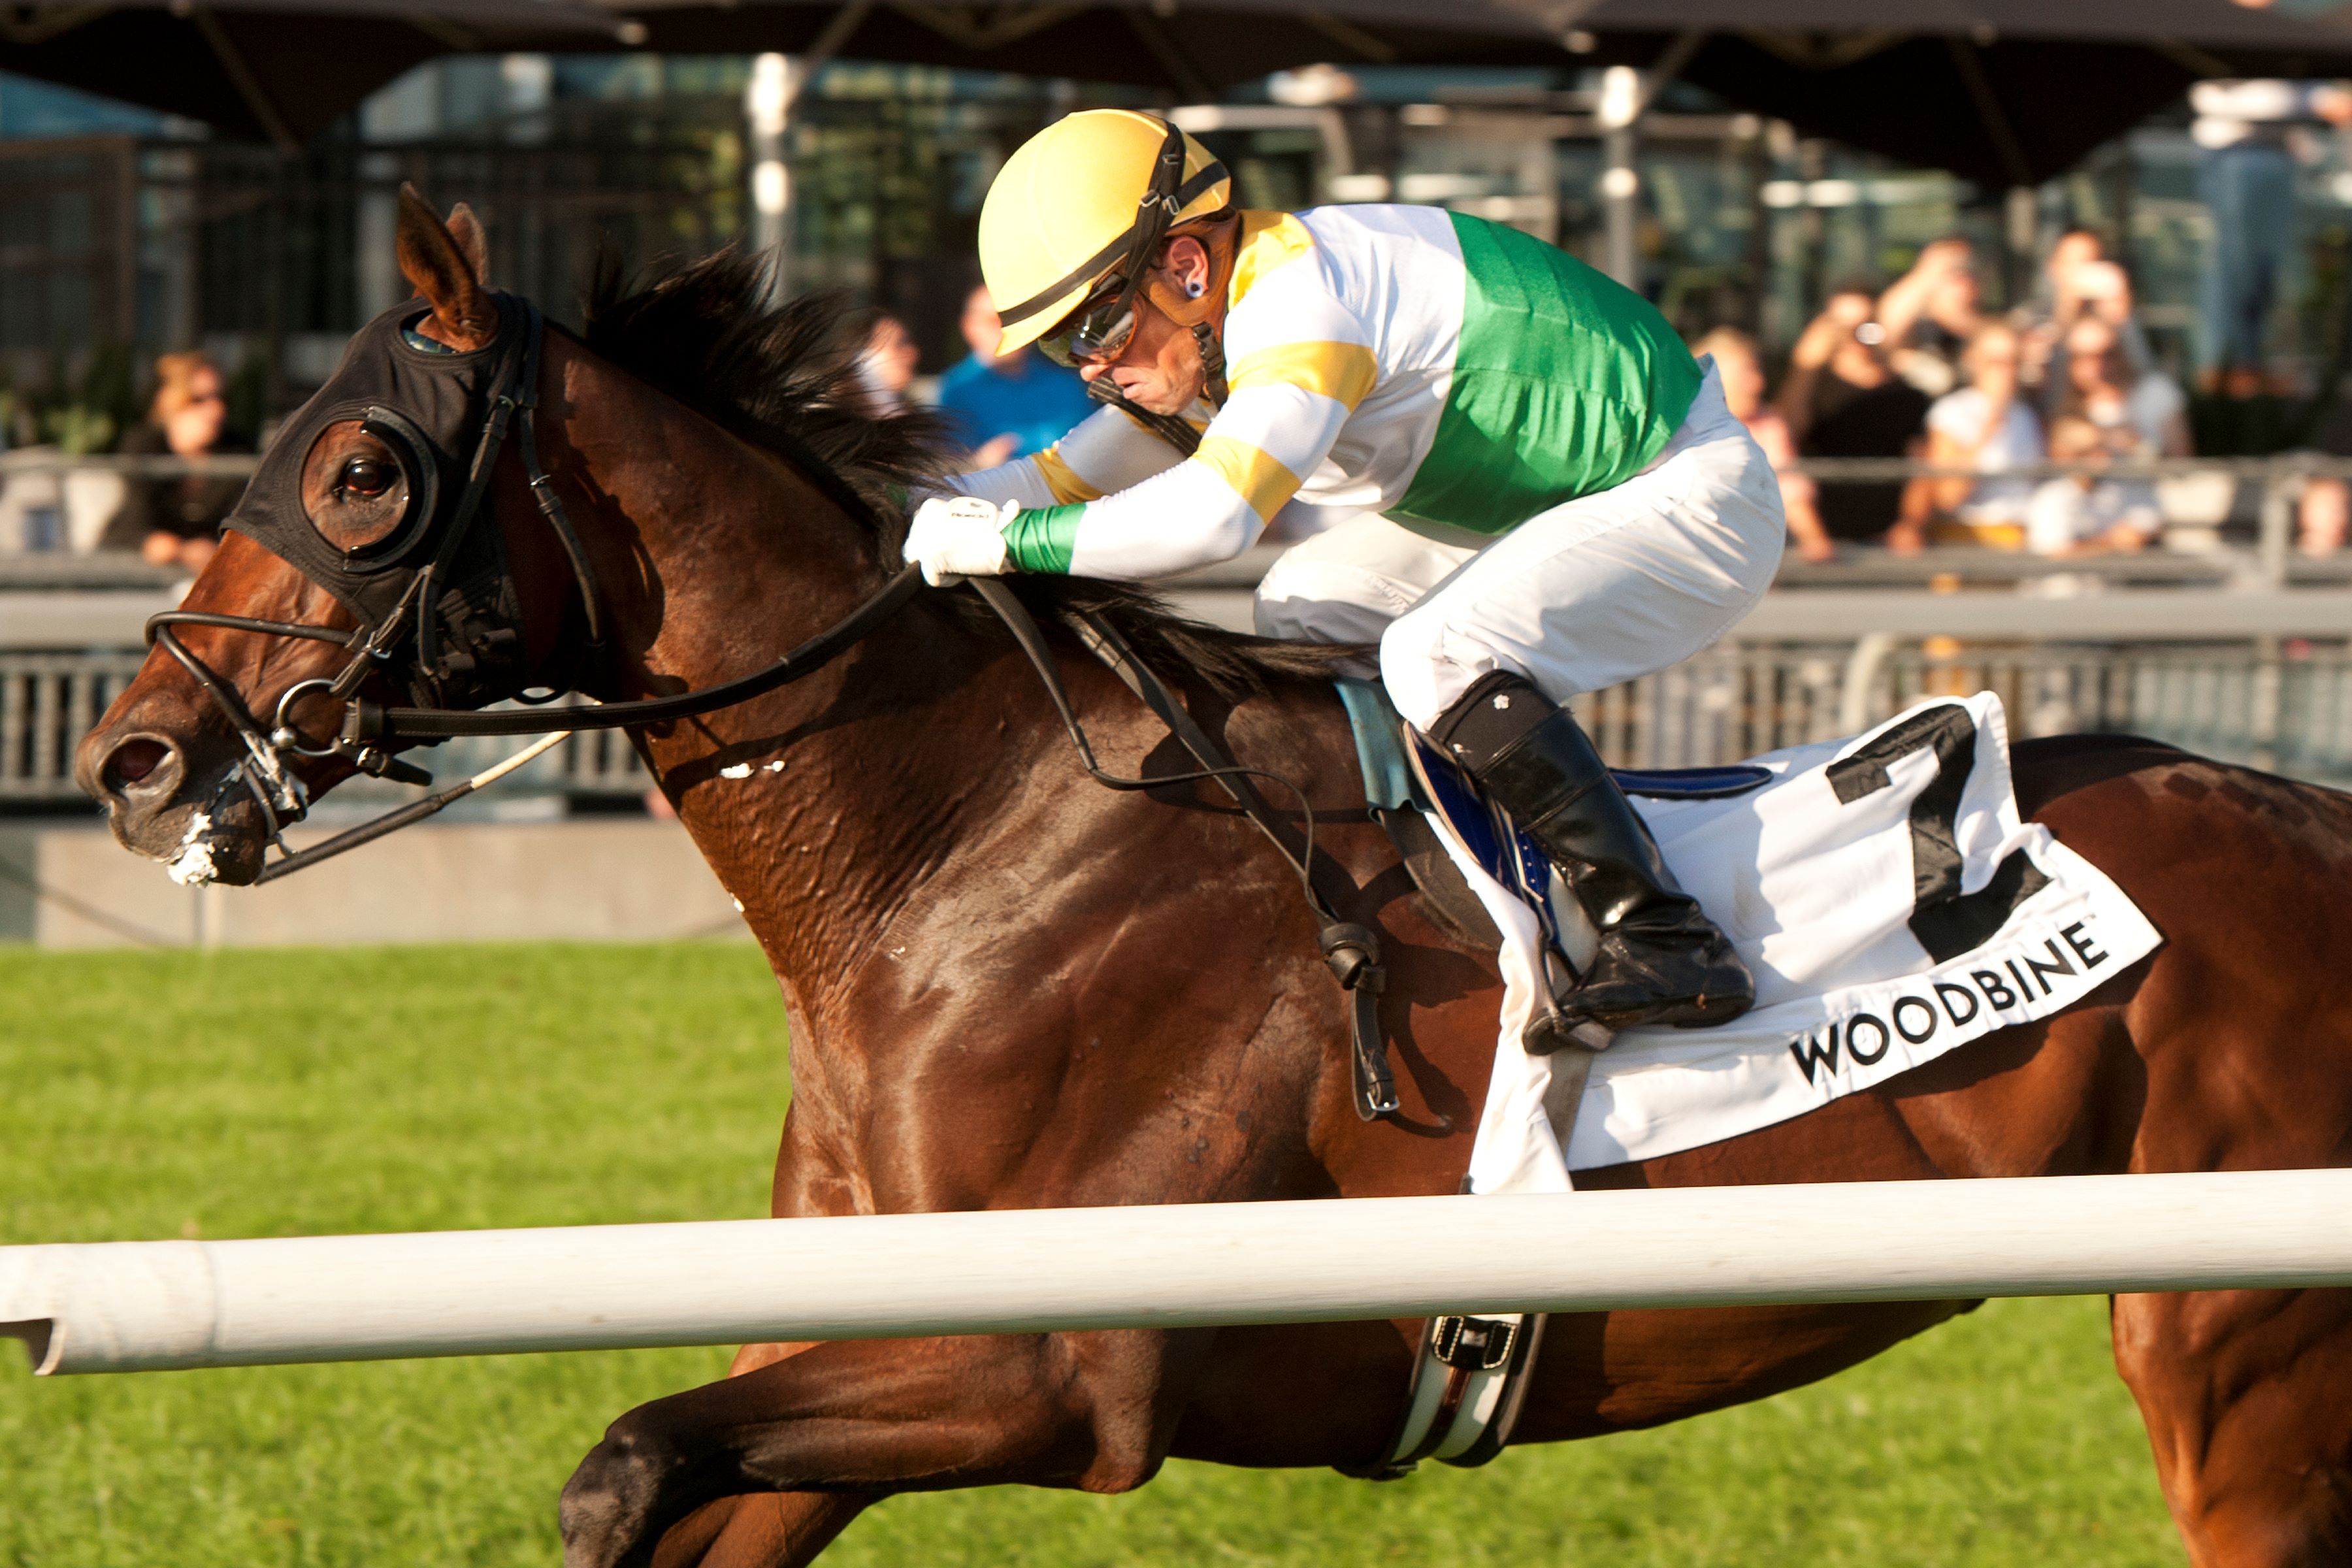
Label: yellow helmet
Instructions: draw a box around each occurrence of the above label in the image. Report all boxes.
[979,109,1231,357]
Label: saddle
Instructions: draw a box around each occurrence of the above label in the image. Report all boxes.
[1335,678,1769,962]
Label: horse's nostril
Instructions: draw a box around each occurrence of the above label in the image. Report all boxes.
[107,739,170,789]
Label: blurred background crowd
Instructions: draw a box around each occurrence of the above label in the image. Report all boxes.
[18,22,2352,573]
[20,1,2352,926]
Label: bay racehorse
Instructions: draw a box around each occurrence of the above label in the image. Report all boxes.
[74,191,2352,1568]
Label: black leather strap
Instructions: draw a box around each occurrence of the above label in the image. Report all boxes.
[976,583,1399,1120]
[355,564,926,740]
[1086,376,1205,458]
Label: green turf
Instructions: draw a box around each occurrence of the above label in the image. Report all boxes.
[0,944,2183,1565]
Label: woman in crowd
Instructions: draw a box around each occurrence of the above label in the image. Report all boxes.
[2038,315,2190,553]
[1889,321,2043,551]
[1693,326,1833,562]
[1776,284,1931,547]
[2059,316,2190,459]
[1874,237,1985,398]
[99,351,244,570]
[2025,413,2160,557]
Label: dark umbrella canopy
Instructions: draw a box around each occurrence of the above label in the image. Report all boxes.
[1566,0,2352,187]
[0,0,617,147]
[617,0,2352,186]
[8,0,2352,180]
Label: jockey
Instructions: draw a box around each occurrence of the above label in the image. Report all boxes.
[906,110,1784,1034]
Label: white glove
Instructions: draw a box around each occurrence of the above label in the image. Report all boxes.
[904,495,1017,587]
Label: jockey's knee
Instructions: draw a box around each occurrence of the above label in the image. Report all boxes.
[1252,574,1397,644]
[1379,608,1509,732]
[1254,551,1413,644]
[1252,513,1472,644]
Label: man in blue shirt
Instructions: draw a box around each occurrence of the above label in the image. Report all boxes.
[934,286,1098,467]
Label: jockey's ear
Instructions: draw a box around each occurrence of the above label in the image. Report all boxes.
[1147,233,1221,327]
[1158,235,1210,292]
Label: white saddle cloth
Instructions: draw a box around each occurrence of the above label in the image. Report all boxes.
[1441,694,2164,1195]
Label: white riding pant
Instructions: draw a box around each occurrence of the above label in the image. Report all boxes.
[1253,362,1786,731]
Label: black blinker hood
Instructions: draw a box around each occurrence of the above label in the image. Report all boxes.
[223,293,529,707]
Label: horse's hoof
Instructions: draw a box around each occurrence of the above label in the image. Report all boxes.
[559,1424,676,1568]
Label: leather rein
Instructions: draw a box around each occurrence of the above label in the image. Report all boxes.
[141,308,1403,1120]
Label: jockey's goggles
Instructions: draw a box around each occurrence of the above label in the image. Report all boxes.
[998,116,1228,368]
[1035,272,1143,368]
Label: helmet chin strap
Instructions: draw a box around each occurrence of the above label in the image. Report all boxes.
[1085,374,1202,458]
[1078,316,1223,457]
[1190,321,1228,406]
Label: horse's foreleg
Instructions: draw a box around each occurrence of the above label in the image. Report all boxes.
[2114,1287,2352,1567]
[560,1330,1196,1568]
[649,1494,868,1568]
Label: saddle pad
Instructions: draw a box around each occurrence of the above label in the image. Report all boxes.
[1411,693,2164,1190]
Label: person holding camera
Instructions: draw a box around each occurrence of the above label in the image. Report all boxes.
[1776,285,1930,547]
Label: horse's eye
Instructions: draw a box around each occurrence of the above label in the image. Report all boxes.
[338,458,397,498]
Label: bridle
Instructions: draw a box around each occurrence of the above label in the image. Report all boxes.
[143,292,926,878]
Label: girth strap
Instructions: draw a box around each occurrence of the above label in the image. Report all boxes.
[969,578,1401,1121]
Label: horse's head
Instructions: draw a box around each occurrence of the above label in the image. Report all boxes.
[76,187,581,885]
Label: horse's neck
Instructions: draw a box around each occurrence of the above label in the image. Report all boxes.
[536,338,1060,1004]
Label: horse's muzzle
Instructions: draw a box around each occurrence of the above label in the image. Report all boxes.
[74,727,268,885]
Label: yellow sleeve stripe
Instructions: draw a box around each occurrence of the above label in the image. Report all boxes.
[1030,446,1103,506]
[1228,341,1378,410]
[1193,435,1304,524]
[1228,211,1316,307]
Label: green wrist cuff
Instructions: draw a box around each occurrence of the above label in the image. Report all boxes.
[1003,505,1083,575]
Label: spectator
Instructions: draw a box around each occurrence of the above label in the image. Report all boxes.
[1692,327,1832,562]
[100,351,244,571]
[1889,321,2042,551]
[2059,316,2192,464]
[936,286,1098,470]
[2190,79,2352,396]
[1776,285,1931,546]
[2050,316,2191,541]
[2026,414,2158,557]
[2300,478,2350,555]
[1875,237,1985,398]
[854,311,923,417]
[2019,233,2151,408]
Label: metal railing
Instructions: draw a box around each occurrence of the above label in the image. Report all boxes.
[0,649,145,802]
[10,453,2352,803]
[1580,639,2352,783]
[12,638,2349,807]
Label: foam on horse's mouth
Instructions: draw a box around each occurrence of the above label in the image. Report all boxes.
[164,810,219,887]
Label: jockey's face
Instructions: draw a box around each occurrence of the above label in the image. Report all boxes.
[1079,235,1215,416]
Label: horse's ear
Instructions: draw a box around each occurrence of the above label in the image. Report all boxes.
[395,183,496,350]
[446,201,490,287]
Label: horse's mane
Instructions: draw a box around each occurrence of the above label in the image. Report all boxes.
[579,248,1355,698]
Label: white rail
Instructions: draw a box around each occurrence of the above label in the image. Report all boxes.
[3,1171,2345,1376]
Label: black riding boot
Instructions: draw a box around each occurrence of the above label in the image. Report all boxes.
[1428,670,1754,1039]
